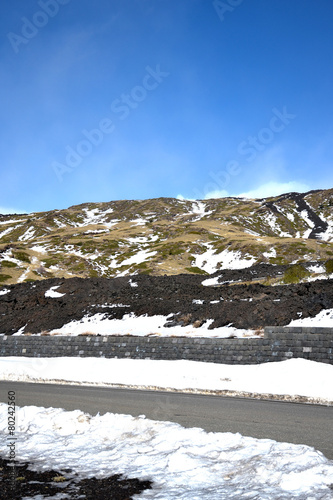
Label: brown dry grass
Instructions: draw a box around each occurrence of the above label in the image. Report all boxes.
[253,328,265,337]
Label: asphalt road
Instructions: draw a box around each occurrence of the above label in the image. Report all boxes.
[1,381,332,460]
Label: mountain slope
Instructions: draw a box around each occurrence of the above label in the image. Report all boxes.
[0,189,333,285]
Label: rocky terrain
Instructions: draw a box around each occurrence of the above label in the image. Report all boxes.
[0,457,152,499]
[0,188,332,335]
[0,266,332,335]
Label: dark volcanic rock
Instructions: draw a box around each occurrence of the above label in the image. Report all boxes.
[0,457,152,499]
[0,270,333,334]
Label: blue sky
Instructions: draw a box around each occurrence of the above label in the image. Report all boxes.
[0,0,333,213]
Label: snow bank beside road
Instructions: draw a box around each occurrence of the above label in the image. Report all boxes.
[1,357,332,403]
[0,404,333,499]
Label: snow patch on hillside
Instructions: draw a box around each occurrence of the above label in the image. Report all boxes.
[265,213,292,238]
[131,217,148,226]
[0,219,25,225]
[190,201,213,221]
[263,247,276,259]
[128,234,159,244]
[201,275,220,286]
[64,245,101,261]
[18,227,36,241]
[73,207,116,227]
[300,209,315,229]
[54,218,67,228]
[30,245,48,254]
[308,264,325,273]
[17,269,29,283]
[194,244,256,273]
[117,249,157,269]
[0,226,16,239]
[320,225,333,242]
[317,212,333,242]
[45,286,66,298]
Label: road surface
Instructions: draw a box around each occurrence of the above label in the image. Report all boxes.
[0,381,332,460]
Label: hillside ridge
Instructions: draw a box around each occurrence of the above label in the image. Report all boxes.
[0,188,332,285]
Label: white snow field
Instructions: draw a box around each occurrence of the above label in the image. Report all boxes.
[44,285,66,298]
[289,307,333,326]
[42,306,333,336]
[0,404,333,499]
[193,243,257,273]
[7,312,257,338]
[0,357,332,403]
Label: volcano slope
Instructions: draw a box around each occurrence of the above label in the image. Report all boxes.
[1,189,333,335]
[1,189,333,284]
[0,264,332,335]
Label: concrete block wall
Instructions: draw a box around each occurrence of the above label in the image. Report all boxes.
[0,327,332,364]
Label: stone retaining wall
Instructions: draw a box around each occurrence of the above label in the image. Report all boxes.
[0,327,332,364]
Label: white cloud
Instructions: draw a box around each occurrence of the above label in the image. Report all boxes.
[236,181,310,199]
[203,189,229,200]
[176,194,194,201]
[198,181,311,201]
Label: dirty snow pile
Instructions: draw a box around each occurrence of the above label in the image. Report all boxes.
[13,311,256,338]
[7,305,333,338]
[1,404,333,499]
[289,308,333,327]
[1,357,332,403]
[44,285,66,298]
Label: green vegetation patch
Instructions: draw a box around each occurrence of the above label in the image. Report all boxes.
[288,242,308,254]
[158,242,185,258]
[185,266,208,275]
[43,257,60,268]
[208,234,220,241]
[87,269,100,278]
[269,256,285,265]
[212,244,227,253]
[133,262,149,270]
[282,264,310,284]
[0,260,17,268]
[0,274,11,283]
[13,251,30,263]
[76,240,98,253]
[136,267,152,275]
[325,259,333,275]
